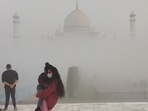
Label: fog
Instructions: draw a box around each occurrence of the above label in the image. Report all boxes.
[1,0,148,37]
[0,0,148,102]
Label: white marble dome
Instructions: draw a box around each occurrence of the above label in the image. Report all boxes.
[64,8,91,33]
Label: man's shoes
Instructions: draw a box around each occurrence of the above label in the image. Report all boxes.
[35,107,41,111]
[14,107,17,111]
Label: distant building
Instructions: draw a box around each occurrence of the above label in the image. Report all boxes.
[55,1,99,38]
[129,11,136,37]
[13,12,20,38]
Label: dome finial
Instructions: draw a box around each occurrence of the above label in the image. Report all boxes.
[76,0,78,9]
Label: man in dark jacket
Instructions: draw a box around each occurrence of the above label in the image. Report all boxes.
[1,64,19,111]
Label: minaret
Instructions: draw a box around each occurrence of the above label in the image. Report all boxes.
[76,0,78,9]
[129,11,136,37]
[13,12,20,38]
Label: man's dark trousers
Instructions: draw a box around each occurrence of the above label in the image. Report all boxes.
[4,86,16,109]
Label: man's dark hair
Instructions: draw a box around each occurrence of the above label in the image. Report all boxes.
[6,64,11,69]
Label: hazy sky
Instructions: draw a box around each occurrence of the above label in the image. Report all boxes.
[0,0,148,39]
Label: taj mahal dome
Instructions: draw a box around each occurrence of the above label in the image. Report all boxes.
[55,2,98,38]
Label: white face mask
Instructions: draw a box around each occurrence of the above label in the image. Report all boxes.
[47,73,52,78]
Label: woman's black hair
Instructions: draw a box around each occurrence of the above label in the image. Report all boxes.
[44,62,54,73]
[44,62,65,98]
[51,67,65,98]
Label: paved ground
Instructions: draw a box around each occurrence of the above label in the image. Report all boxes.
[1,102,148,111]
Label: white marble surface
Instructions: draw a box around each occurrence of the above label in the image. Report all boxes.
[0,102,148,111]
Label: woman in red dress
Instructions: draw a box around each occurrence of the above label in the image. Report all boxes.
[36,63,65,111]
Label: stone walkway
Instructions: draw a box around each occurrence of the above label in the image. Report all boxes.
[0,102,148,111]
